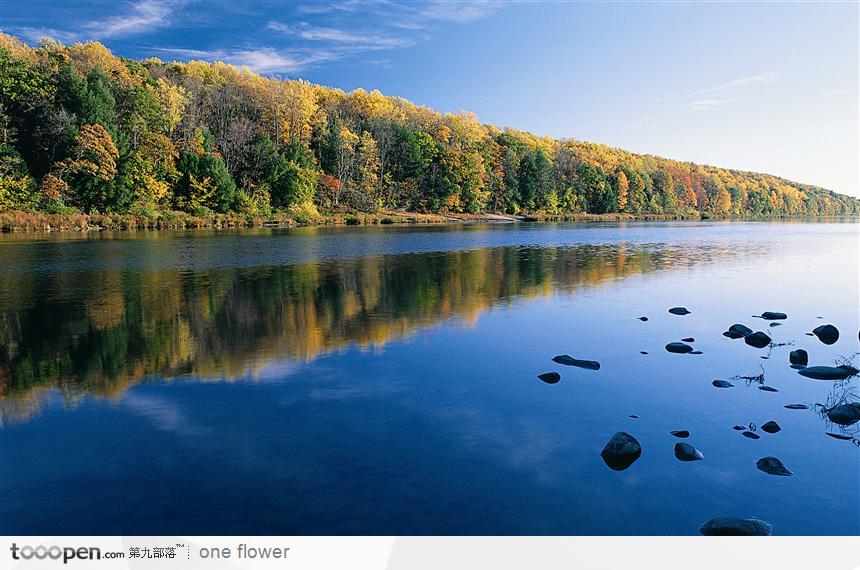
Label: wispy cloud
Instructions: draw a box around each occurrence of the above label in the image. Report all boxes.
[268,21,413,49]
[153,46,335,74]
[694,72,777,95]
[686,97,743,111]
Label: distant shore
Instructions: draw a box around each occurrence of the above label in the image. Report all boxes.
[0,209,853,234]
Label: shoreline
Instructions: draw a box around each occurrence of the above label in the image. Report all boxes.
[0,209,855,234]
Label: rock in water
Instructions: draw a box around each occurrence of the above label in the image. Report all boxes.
[665,342,694,354]
[690,350,703,355]
[674,442,704,461]
[732,425,746,431]
[537,372,560,384]
[723,330,745,339]
[826,403,860,426]
[551,355,600,370]
[761,421,781,434]
[758,386,779,392]
[784,404,810,410]
[812,324,839,345]
[825,432,853,441]
[640,351,648,355]
[670,430,690,438]
[744,331,771,348]
[637,316,648,321]
[789,349,808,366]
[756,456,793,476]
[669,307,691,315]
[769,322,782,328]
[741,431,760,440]
[712,380,734,388]
[728,324,753,336]
[797,366,858,381]
[600,432,642,471]
[699,517,773,536]
[682,337,695,342]
[760,311,788,320]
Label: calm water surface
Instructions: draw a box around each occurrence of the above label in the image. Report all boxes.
[1,221,858,535]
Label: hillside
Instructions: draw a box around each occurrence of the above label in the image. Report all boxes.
[1,33,858,223]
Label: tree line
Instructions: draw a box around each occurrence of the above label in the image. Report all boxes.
[1,33,857,220]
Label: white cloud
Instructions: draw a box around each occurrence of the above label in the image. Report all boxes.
[153,46,336,74]
[694,72,777,94]
[686,97,743,111]
[268,21,413,49]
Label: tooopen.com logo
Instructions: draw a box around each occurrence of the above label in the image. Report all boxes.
[10,543,119,564]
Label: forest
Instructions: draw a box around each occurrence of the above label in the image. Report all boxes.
[1,33,858,223]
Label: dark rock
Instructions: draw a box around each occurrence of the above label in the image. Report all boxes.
[741,431,760,439]
[805,332,814,336]
[784,404,810,410]
[712,380,734,388]
[825,432,853,441]
[637,316,648,321]
[758,386,779,392]
[629,415,639,419]
[729,324,754,336]
[600,432,642,471]
[682,337,695,342]
[669,307,691,315]
[640,351,648,355]
[826,403,860,426]
[756,456,793,476]
[760,356,769,360]
[789,349,808,366]
[552,355,600,370]
[670,430,690,438]
[760,311,788,320]
[790,364,807,370]
[812,324,839,345]
[674,442,704,462]
[761,421,781,434]
[699,517,773,536]
[690,350,703,355]
[665,342,694,354]
[769,322,782,328]
[797,366,858,381]
[744,331,771,348]
[538,372,560,384]
[723,330,745,339]
[732,425,745,430]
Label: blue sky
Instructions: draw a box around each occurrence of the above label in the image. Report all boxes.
[2,1,857,196]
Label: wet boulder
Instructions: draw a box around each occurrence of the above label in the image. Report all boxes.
[674,442,704,462]
[744,331,771,348]
[761,421,781,434]
[760,311,787,320]
[600,432,642,471]
[665,342,694,354]
[789,349,808,366]
[728,324,753,337]
[723,330,745,339]
[699,517,773,536]
[741,431,760,439]
[682,337,695,342]
[668,307,691,315]
[537,372,560,384]
[670,430,690,438]
[552,355,600,370]
[769,322,782,328]
[732,425,746,431]
[797,366,858,381]
[826,403,860,426]
[756,456,793,476]
[690,350,703,355]
[712,380,734,388]
[812,324,839,345]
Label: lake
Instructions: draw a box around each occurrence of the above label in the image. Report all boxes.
[0,221,858,536]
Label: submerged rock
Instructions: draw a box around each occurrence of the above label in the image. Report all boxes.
[825,432,853,441]
[537,372,560,384]
[797,366,858,381]
[640,351,648,355]
[699,517,773,536]
[761,421,781,434]
[637,316,649,321]
[712,380,734,388]
[670,430,690,438]
[732,425,746,431]
[826,403,860,426]
[760,311,788,320]
[629,415,639,419]
[789,349,808,366]
[812,324,839,345]
[600,432,642,471]
[756,456,793,476]
[552,355,600,370]
[668,307,691,315]
[682,337,695,342]
[674,442,704,461]
[665,342,694,354]
[744,331,771,348]
[741,431,760,439]
[758,386,779,392]
[723,330,745,339]
[769,322,782,328]
[690,350,703,355]
[729,324,754,336]
[784,404,810,410]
